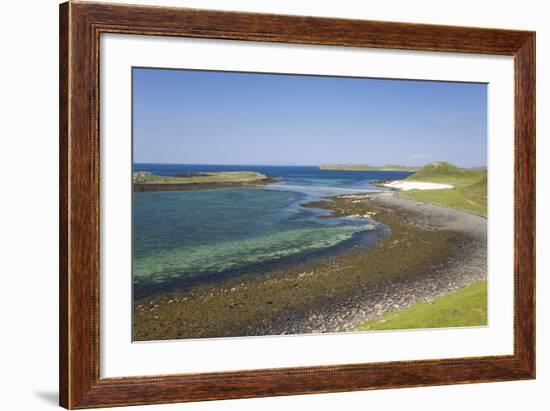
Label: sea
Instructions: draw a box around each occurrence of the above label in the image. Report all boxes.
[132,164,412,297]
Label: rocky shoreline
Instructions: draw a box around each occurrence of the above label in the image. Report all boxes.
[249,192,487,334]
[133,191,486,341]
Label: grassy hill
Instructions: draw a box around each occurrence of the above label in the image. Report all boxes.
[320,164,419,172]
[402,162,487,215]
[406,161,485,187]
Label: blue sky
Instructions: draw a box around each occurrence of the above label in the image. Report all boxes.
[133,68,487,167]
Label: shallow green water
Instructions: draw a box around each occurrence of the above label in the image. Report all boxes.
[133,188,373,286]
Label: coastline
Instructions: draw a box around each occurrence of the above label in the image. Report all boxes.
[133,191,486,341]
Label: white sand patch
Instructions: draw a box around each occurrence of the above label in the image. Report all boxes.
[382,180,454,191]
[347,212,377,219]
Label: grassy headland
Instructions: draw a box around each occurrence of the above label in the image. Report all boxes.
[401,162,487,215]
[320,164,419,172]
[354,280,487,331]
[133,171,275,192]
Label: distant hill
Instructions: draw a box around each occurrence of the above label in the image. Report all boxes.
[320,164,420,172]
[406,162,485,187]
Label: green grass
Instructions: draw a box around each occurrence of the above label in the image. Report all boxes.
[403,176,487,216]
[401,162,487,215]
[133,171,269,184]
[319,164,419,172]
[354,281,487,332]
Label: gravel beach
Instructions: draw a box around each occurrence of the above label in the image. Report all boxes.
[251,191,487,335]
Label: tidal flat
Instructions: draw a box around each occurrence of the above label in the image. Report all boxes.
[133,191,486,341]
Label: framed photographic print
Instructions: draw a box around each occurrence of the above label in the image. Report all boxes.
[59,1,535,409]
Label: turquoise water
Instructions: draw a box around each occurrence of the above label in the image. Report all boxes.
[133,165,412,296]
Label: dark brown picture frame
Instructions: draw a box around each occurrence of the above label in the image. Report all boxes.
[59,1,535,409]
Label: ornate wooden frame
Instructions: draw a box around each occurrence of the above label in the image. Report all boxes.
[59,1,535,408]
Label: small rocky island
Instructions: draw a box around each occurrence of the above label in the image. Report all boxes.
[133,171,276,192]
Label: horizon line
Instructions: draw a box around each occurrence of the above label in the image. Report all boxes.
[133,161,487,168]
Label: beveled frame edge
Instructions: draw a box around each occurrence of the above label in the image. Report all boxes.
[59,1,535,409]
